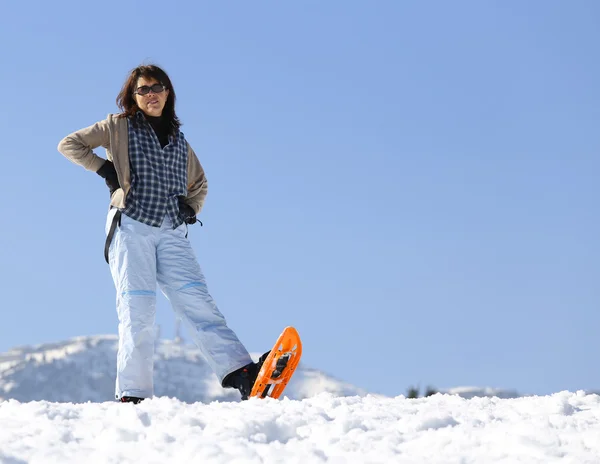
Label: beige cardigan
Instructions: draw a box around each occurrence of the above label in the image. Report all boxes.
[57,114,208,214]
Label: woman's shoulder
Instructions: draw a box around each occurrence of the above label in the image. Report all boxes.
[106,112,128,122]
[100,113,130,131]
[176,129,189,144]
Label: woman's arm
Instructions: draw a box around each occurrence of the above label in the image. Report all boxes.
[57,119,111,173]
[186,144,208,215]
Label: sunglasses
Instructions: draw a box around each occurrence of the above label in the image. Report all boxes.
[134,84,166,96]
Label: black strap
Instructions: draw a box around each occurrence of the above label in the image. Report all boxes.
[104,210,122,264]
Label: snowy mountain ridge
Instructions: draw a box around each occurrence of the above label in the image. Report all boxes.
[0,335,367,403]
[0,334,534,404]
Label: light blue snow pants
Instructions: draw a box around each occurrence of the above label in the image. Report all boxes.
[106,209,253,399]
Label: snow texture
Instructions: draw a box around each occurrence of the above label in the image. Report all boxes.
[1,392,600,463]
[3,336,600,462]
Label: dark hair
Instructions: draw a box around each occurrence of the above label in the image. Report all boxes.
[116,64,181,134]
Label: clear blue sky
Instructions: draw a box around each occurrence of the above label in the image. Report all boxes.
[1,1,598,398]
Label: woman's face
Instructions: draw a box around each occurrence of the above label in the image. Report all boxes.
[134,76,169,117]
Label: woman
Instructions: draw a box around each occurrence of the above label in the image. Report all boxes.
[58,64,262,403]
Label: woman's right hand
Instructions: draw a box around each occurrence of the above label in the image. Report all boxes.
[96,160,121,196]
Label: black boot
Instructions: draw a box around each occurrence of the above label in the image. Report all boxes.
[120,396,144,404]
[222,351,270,400]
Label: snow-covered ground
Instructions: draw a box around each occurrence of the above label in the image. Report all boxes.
[2,336,599,462]
[2,391,600,463]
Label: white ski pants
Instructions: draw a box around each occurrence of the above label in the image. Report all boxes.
[106,209,252,399]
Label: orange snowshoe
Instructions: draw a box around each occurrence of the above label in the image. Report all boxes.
[249,326,302,399]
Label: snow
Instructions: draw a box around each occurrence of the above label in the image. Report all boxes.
[2,391,600,463]
[2,336,600,462]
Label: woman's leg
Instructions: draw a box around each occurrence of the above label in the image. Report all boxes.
[107,211,158,399]
[156,220,253,385]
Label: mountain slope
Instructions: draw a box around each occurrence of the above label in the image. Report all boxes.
[0,335,366,403]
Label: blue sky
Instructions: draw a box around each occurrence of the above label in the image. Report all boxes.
[1,1,598,398]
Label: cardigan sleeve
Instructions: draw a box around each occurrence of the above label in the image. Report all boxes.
[185,143,208,214]
[57,118,110,173]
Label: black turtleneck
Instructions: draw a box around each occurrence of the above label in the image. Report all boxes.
[145,115,170,148]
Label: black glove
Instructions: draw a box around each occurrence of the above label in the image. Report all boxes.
[96,160,121,196]
[178,197,197,224]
